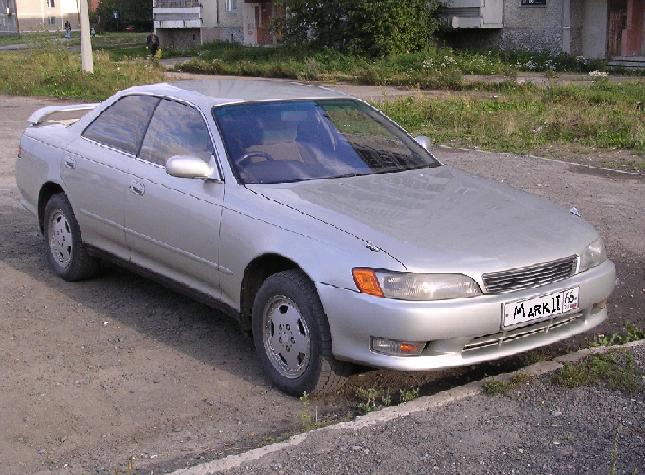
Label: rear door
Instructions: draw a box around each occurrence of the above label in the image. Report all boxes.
[124,98,226,299]
[63,95,160,258]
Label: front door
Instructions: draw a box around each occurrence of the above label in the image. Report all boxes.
[124,98,225,299]
[256,2,274,45]
[608,0,628,57]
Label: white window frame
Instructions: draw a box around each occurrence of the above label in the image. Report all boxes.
[225,0,237,12]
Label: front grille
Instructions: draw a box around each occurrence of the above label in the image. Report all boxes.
[482,255,577,294]
[463,313,583,352]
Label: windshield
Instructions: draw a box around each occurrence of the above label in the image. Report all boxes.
[212,99,440,184]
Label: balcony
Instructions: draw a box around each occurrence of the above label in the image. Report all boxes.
[153,0,202,29]
[154,0,201,7]
[442,0,503,29]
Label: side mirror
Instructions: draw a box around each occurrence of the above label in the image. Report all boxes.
[166,155,216,180]
[414,135,432,152]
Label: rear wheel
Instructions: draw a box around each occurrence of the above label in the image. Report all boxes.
[44,193,99,281]
[252,269,351,396]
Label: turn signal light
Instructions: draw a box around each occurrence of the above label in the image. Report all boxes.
[371,337,425,356]
[352,268,384,297]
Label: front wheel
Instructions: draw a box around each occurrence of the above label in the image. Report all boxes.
[252,270,351,396]
[44,193,99,281]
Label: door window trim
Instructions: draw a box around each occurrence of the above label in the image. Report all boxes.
[82,93,225,182]
[81,94,160,156]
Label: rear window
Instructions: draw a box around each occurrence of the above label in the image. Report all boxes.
[82,95,159,155]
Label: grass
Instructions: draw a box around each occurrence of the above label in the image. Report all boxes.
[552,351,642,393]
[1,40,643,162]
[483,372,534,396]
[0,47,163,101]
[380,81,645,160]
[0,31,148,46]
[174,41,631,87]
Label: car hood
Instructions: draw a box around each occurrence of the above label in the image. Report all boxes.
[247,166,598,275]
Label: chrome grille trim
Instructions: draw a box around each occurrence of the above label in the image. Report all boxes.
[482,255,577,294]
[463,313,583,352]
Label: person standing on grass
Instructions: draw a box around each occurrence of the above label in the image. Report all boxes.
[64,20,72,39]
[146,31,160,58]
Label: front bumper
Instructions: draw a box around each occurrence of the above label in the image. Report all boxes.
[318,260,615,370]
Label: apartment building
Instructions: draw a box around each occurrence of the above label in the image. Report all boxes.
[0,0,19,33]
[0,0,81,32]
[153,0,280,49]
[442,0,645,67]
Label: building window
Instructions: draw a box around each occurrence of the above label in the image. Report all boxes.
[47,0,56,8]
[48,16,56,25]
[225,0,237,12]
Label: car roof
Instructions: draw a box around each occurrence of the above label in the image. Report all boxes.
[123,79,349,106]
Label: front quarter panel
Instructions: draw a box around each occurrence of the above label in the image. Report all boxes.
[218,184,404,312]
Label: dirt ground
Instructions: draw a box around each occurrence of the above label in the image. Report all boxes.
[0,95,643,475]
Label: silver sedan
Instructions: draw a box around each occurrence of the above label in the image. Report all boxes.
[16,80,615,395]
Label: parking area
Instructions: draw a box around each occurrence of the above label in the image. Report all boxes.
[0,95,643,474]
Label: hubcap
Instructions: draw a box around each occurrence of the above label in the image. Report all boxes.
[262,295,311,379]
[48,210,73,269]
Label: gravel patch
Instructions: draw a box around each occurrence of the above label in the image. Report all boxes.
[218,344,645,475]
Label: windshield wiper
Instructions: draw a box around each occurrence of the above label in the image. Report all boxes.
[328,172,371,179]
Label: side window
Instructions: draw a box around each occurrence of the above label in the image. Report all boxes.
[140,99,214,167]
[82,95,159,155]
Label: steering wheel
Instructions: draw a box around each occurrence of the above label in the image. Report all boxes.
[238,151,274,169]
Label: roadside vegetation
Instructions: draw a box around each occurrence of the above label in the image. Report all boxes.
[174,42,623,88]
[483,372,534,396]
[380,82,645,165]
[1,32,643,168]
[591,322,645,347]
[0,47,163,101]
[552,351,642,393]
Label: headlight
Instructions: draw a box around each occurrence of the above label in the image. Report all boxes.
[578,238,607,273]
[352,268,481,301]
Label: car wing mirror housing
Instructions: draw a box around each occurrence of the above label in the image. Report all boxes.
[414,135,432,152]
[166,155,220,180]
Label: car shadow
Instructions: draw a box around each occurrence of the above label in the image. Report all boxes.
[0,203,270,390]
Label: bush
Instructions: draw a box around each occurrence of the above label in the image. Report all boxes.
[275,0,441,56]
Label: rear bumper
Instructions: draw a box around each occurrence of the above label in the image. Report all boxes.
[318,260,615,370]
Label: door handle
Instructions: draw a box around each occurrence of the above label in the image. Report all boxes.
[129,180,145,196]
[64,157,75,169]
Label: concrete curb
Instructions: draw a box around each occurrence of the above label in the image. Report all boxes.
[170,340,645,475]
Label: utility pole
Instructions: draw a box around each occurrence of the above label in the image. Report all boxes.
[79,0,93,73]
[14,0,21,37]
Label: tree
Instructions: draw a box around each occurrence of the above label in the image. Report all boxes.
[93,0,152,32]
[275,0,441,56]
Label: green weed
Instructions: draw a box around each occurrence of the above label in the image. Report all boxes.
[483,372,534,396]
[552,351,641,393]
[399,387,420,403]
[354,386,419,413]
[592,322,645,347]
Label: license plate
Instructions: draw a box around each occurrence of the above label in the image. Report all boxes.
[503,287,579,328]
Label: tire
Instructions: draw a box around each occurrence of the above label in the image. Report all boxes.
[252,269,352,396]
[44,193,99,281]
